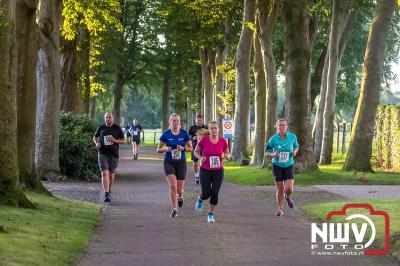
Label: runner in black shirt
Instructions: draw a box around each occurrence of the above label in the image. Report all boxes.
[188,115,208,184]
[93,112,126,202]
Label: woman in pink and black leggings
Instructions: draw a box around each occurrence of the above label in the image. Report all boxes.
[193,121,231,223]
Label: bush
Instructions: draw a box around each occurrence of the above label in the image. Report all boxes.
[59,112,99,180]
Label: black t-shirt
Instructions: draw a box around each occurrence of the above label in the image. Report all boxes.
[188,124,208,143]
[94,124,124,157]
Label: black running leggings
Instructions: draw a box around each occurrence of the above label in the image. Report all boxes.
[199,168,224,205]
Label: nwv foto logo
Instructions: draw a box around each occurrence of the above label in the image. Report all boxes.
[310,203,390,256]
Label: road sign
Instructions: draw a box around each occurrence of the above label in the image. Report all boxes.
[223,118,234,139]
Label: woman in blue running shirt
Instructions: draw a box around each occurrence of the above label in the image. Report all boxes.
[265,119,299,216]
[157,113,192,218]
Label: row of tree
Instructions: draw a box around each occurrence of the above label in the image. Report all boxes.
[164,0,398,173]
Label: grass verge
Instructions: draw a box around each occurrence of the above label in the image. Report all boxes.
[0,192,101,266]
[223,153,400,186]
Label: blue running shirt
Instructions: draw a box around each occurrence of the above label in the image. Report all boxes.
[159,129,190,161]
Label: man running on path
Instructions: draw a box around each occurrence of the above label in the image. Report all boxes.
[157,113,192,217]
[129,119,144,160]
[265,118,298,216]
[93,112,126,202]
[188,115,208,185]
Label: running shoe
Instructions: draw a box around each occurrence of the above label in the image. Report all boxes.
[195,176,200,185]
[178,197,184,208]
[195,197,203,212]
[285,194,295,208]
[134,154,138,160]
[207,213,215,223]
[275,209,283,216]
[104,192,111,203]
[170,208,178,218]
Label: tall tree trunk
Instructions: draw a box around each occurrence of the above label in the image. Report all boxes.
[0,0,32,206]
[208,49,216,121]
[320,0,349,164]
[313,9,358,163]
[35,0,63,180]
[161,64,170,131]
[282,0,317,172]
[223,12,233,118]
[77,26,90,114]
[344,0,396,172]
[257,0,280,167]
[223,12,233,61]
[90,96,97,120]
[215,47,224,124]
[199,48,213,123]
[312,54,328,162]
[320,5,358,164]
[113,70,124,125]
[16,0,47,192]
[310,48,327,110]
[186,93,192,128]
[232,0,256,160]
[338,10,358,66]
[251,17,266,166]
[60,38,78,112]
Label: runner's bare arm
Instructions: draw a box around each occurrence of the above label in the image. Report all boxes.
[223,148,232,161]
[193,145,202,161]
[293,137,299,157]
[93,136,101,149]
[264,143,278,158]
[266,152,279,158]
[110,136,126,144]
[157,141,171,153]
[185,140,192,152]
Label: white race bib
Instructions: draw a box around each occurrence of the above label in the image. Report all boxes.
[133,131,138,136]
[209,156,221,168]
[279,152,289,163]
[171,149,182,160]
[104,135,113,146]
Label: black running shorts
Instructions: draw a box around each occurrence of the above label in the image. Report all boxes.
[272,164,294,182]
[132,137,141,145]
[163,159,187,180]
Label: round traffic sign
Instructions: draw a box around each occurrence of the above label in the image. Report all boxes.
[224,121,232,129]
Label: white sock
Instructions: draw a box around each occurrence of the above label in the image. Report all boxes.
[195,172,199,178]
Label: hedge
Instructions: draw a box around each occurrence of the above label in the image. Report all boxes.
[375,105,400,170]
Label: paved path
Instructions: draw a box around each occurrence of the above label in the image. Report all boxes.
[77,147,397,266]
[314,185,400,199]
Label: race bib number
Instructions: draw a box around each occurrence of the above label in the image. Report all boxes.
[279,152,289,163]
[209,156,221,168]
[171,149,182,160]
[104,135,113,146]
[133,131,138,136]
